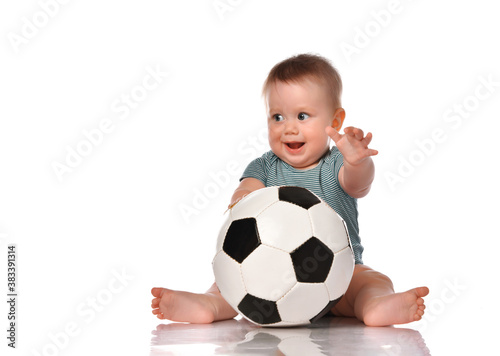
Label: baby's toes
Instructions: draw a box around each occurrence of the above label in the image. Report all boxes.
[152,309,164,319]
[415,303,426,319]
[151,287,166,297]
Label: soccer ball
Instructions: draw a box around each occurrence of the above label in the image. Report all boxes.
[212,186,354,327]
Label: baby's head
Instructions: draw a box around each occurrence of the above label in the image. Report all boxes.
[262,54,345,170]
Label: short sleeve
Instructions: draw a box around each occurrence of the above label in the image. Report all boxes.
[325,146,344,180]
[240,153,271,185]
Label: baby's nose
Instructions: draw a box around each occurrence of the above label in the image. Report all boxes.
[284,120,299,134]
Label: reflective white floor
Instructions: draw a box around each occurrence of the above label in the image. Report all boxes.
[150,316,430,356]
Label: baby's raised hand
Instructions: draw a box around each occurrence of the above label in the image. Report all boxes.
[326,126,378,166]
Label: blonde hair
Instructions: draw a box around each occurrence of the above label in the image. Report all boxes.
[262,53,343,110]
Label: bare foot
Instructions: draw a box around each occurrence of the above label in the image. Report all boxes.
[151,287,218,324]
[362,287,429,326]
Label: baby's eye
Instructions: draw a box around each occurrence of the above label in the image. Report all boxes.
[273,114,284,122]
[298,112,310,121]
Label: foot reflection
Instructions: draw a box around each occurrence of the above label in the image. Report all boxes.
[151,317,430,355]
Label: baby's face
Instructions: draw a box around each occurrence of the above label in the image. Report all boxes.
[266,79,341,170]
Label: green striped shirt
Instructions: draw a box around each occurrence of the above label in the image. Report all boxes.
[241,147,363,264]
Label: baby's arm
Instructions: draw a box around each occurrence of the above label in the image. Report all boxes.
[340,155,375,198]
[229,177,265,208]
[326,126,378,198]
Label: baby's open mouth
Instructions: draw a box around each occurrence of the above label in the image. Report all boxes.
[285,142,305,149]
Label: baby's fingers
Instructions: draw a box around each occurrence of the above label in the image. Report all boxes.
[344,127,364,140]
[363,132,373,146]
[326,126,342,143]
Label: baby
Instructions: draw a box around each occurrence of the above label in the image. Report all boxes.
[151,53,429,327]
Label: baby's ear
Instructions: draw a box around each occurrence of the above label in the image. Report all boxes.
[331,108,345,131]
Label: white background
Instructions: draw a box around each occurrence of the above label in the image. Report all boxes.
[1,0,499,355]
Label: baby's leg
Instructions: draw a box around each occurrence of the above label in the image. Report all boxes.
[151,283,238,323]
[331,265,429,326]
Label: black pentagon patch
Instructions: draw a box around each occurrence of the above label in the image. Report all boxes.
[309,295,343,323]
[278,186,321,209]
[291,237,334,283]
[238,294,281,325]
[223,218,261,263]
